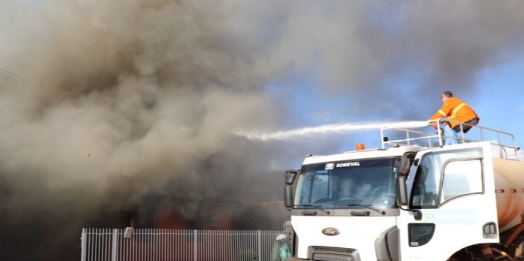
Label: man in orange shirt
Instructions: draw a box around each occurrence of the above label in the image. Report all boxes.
[429,91,480,145]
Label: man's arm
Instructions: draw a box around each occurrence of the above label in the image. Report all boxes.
[429,100,454,120]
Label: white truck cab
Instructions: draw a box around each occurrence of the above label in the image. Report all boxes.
[283,121,522,261]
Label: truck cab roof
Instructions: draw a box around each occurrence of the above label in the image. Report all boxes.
[302,145,424,165]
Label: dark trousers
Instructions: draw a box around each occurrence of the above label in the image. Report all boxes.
[452,118,479,133]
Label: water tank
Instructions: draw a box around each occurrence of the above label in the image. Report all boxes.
[493,158,524,231]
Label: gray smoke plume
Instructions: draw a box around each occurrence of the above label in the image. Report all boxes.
[1,0,524,260]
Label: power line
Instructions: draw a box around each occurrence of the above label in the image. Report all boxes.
[0,67,61,97]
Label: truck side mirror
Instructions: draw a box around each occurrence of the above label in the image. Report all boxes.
[395,155,412,206]
[396,175,408,206]
[284,170,298,209]
[396,156,411,176]
[285,170,298,185]
[285,185,294,209]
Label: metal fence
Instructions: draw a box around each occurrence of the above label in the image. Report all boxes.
[80,228,288,261]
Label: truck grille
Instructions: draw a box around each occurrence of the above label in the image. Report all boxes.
[311,246,356,254]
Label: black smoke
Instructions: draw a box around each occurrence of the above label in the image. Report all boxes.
[1,1,524,260]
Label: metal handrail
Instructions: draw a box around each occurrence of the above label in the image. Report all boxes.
[380,120,520,160]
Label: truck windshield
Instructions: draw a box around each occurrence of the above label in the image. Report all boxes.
[294,158,398,209]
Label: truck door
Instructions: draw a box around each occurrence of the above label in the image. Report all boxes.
[398,141,498,261]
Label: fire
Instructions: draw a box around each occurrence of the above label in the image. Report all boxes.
[254,200,284,206]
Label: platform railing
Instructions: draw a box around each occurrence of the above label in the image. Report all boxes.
[380,120,520,160]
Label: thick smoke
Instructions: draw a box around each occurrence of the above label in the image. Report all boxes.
[1,0,524,260]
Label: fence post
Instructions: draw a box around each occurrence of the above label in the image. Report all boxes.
[258,230,262,261]
[111,229,118,261]
[194,230,198,261]
[81,228,87,261]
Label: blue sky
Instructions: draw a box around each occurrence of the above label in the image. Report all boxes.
[475,57,524,137]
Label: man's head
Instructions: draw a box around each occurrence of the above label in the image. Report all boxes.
[442,91,453,102]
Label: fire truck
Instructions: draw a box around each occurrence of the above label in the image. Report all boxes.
[283,120,524,261]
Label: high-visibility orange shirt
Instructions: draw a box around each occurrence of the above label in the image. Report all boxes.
[430,97,479,128]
